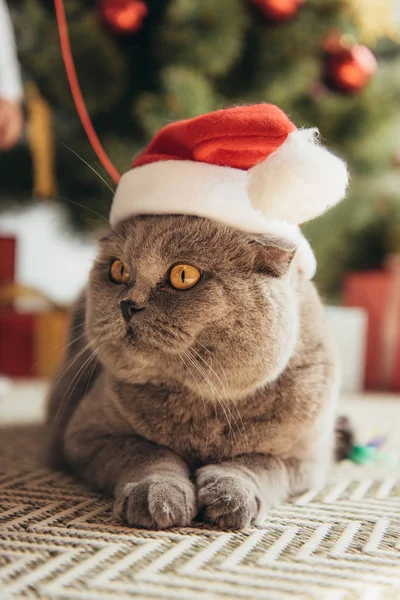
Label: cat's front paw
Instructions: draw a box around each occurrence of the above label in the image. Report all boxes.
[114,475,197,529]
[196,467,262,530]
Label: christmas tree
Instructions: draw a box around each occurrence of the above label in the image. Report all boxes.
[2,0,400,298]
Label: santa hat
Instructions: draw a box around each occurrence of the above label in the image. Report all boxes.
[110,104,349,279]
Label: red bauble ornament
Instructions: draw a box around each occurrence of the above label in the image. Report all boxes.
[99,0,148,35]
[324,38,377,93]
[250,0,304,22]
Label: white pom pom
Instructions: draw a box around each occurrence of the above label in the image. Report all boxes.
[246,129,349,224]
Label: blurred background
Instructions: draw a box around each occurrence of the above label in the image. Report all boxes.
[1,0,400,393]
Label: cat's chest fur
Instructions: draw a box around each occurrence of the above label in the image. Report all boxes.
[108,376,315,466]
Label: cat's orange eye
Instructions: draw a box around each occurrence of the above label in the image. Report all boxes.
[110,259,130,284]
[170,264,201,290]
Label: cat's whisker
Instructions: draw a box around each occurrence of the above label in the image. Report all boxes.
[58,331,87,350]
[194,341,213,356]
[183,350,220,423]
[44,321,101,398]
[62,351,97,408]
[82,351,100,409]
[94,160,115,192]
[187,346,249,455]
[60,142,115,195]
[184,349,240,454]
[178,353,210,460]
[190,359,250,463]
[52,352,97,435]
[35,332,86,372]
[183,350,218,416]
[195,346,251,456]
[182,350,223,453]
[48,346,98,444]
[58,325,102,359]
[56,195,109,225]
[49,340,94,400]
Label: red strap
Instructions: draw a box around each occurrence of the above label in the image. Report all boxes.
[54,0,120,184]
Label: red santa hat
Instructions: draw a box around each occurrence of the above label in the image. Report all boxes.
[110,104,349,279]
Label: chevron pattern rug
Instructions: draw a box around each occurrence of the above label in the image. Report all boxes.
[1,385,400,600]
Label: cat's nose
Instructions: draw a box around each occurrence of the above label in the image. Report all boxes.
[120,300,145,322]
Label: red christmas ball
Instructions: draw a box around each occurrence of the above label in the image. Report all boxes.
[325,43,377,93]
[99,0,148,35]
[250,0,304,22]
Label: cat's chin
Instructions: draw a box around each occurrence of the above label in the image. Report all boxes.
[94,334,192,377]
[124,334,192,358]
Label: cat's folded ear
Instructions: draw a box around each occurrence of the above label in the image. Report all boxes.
[249,236,297,278]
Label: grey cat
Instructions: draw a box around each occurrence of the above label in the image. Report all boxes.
[47,214,343,530]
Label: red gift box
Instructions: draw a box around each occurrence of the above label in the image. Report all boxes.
[0,236,16,284]
[343,257,400,391]
[0,284,69,379]
[0,312,36,377]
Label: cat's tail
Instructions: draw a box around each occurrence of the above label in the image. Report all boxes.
[334,415,355,462]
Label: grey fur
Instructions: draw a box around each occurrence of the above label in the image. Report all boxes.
[47,215,338,529]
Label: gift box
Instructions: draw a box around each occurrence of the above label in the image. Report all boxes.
[0,236,16,284]
[343,256,400,391]
[0,283,70,379]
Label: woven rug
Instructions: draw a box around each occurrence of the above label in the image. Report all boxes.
[1,385,400,600]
